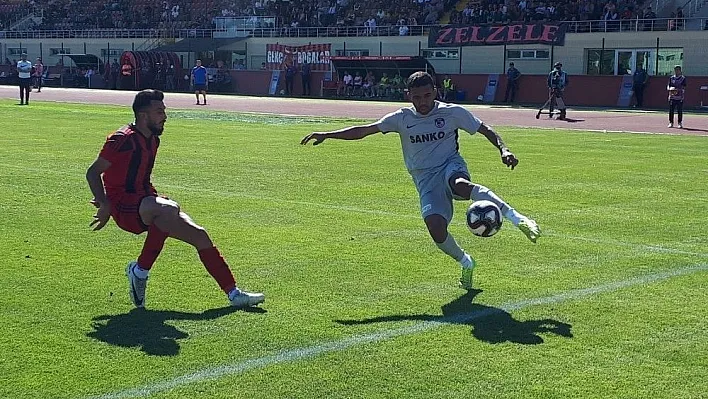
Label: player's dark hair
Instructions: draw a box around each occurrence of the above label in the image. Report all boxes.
[406,71,435,90]
[132,89,164,118]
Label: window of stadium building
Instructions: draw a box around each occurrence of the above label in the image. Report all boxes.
[506,50,549,60]
[657,49,683,76]
[587,48,683,76]
[422,49,459,59]
[101,49,123,58]
[9,48,28,56]
[50,48,71,56]
[335,50,370,56]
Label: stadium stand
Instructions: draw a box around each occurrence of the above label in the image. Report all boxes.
[0,0,702,34]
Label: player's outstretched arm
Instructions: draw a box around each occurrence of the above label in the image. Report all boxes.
[300,123,380,146]
[477,123,519,170]
[86,157,112,230]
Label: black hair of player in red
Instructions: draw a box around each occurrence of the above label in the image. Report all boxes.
[132,89,165,119]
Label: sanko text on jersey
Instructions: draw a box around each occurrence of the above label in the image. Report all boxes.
[410,131,447,144]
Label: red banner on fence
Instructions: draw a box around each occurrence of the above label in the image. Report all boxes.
[428,23,567,47]
[266,43,331,70]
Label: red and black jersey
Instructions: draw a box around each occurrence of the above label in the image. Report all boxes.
[99,124,159,198]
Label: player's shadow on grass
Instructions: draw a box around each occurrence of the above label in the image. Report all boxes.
[87,306,265,356]
[336,290,572,345]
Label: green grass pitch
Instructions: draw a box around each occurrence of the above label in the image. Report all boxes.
[0,99,706,399]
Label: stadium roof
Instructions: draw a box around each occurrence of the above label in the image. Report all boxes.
[153,37,247,52]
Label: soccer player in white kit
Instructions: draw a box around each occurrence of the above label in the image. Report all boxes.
[301,72,540,289]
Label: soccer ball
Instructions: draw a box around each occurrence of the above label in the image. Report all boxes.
[466,200,502,237]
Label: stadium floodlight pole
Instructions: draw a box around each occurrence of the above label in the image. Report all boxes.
[502,43,507,73]
[599,37,605,74]
[655,37,660,75]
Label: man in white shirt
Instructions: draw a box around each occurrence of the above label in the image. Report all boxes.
[301,71,540,290]
[16,53,33,105]
[343,71,353,96]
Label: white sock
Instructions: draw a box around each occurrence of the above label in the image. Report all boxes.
[132,264,149,279]
[504,208,525,227]
[228,287,242,300]
[460,253,475,269]
[436,234,465,262]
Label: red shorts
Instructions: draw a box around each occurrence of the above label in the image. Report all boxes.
[109,193,154,234]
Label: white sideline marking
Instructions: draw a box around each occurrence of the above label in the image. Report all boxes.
[1,163,706,258]
[543,232,708,258]
[85,263,708,399]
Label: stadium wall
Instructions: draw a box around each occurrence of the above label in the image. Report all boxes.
[2,31,708,108]
[241,31,708,75]
[225,71,707,108]
[0,39,153,66]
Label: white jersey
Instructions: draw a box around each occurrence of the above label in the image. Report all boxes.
[17,60,32,79]
[376,101,482,172]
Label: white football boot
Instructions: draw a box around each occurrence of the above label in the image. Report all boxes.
[229,290,265,308]
[126,261,148,308]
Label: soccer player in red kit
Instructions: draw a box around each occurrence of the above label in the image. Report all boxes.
[86,89,264,308]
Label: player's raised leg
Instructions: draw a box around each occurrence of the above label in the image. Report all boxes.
[451,177,541,243]
[139,196,264,307]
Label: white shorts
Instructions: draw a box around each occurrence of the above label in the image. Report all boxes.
[410,155,470,223]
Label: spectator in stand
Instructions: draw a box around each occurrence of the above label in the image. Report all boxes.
[378,72,390,97]
[363,71,376,98]
[343,71,353,96]
[642,7,656,30]
[676,7,684,30]
[353,71,363,96]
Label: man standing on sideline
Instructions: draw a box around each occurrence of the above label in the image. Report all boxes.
[191,59,208,105]
[86,89,265,309]
[120,60,134,90]
[16,53,33,105]
[33,57,44,92]
[667,65,686,128]
[442,75,454,101]
[504,62,521,103]
[301,62,312,96]
[301,72,540,290]
[284,62,297,96]
[547,62,569,120]
[632,63,648,107]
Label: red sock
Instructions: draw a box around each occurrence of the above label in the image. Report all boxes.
[137,225,169,270]
[198,246,236,293]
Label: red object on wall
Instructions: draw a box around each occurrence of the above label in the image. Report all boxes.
[265,44,331,71]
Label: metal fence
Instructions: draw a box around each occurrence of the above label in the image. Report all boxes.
[0,18,706,40]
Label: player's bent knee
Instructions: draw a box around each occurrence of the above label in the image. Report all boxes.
[424,215,448,243]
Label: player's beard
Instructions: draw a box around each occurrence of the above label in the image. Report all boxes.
[416,101,434,115]
[149,121,165,136]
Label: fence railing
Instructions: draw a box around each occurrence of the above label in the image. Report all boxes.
[0,18,706,40]
[564,17,706,32]
[0,28,214,40]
